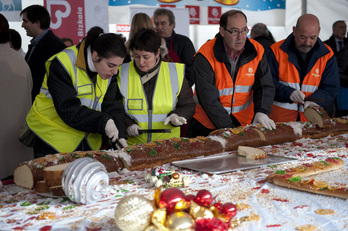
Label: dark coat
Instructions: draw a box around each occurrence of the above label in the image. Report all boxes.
[323,35,348,56]
[165,31,196,87]
[336,43,348,87]
[253,35,274,50]
[25,30,66,102]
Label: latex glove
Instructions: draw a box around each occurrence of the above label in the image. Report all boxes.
[126,124,142,137]
[105,119,119,142]
[164,113,187,126]
[116,138,128,150]
[290,90,305,104]
[304,101,319,109]
[253,112,276,130]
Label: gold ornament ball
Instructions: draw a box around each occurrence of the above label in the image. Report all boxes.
[114,195,155,231]
[166,211,195,231]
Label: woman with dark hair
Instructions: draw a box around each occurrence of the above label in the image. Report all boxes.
[119,28,196,145]
[26,26,128,157]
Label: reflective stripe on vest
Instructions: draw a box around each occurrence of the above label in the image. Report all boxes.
[269,40,333,122]
[193,38,263,129]
[40,48,109,111]
[119,61,183,144]
[26,46,110,152]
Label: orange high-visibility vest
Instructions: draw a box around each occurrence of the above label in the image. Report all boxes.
[269,40,334,122]
[193,38,264,129]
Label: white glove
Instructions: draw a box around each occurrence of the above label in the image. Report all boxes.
[252,112,276,130]
[126,124,142,137]
[105,119,119,142]
[304,101,319,109]
[164,113,187,126]
[116,138,128,150]
[290,90,305,104]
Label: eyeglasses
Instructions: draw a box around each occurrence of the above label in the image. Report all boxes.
[224,27,249,36]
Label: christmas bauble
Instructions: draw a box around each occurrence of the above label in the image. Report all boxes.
[158,188,185,214]
[114,195,154,231]
[194,189,213,207]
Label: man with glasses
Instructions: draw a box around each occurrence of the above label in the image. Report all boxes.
[266,14,339,121]
[187,10,276,138]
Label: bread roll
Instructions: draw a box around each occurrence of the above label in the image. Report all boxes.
[267,158,346,199]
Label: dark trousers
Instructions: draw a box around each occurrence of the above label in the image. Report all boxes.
[186,117,214,138]
[34,137,92,158]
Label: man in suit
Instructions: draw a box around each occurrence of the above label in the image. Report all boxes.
[21,5,66,102]
[324,20,348,56]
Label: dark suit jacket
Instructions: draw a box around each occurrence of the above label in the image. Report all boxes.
[323,35,348,56]
[25,30,66,102]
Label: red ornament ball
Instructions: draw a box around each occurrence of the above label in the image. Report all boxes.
[194,189,213,207]
[184,194,196,202]
[195,217,228,231]
[213,201,223,212]
[158,188,185,214]
[221,202,237,219]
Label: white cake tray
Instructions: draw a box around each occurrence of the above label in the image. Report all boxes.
[171,152,298,174]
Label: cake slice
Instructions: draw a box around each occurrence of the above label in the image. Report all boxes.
[43,163,70,187]
[237,146,268,160]
[35,180,50,193]
[304,105,331,128]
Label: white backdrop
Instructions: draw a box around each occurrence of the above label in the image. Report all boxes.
[5,0,348,52]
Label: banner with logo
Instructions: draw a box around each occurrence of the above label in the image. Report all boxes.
[109,0,286,26]
[186,5,200,24]
[0,0,22,21]
[44,0,109,45]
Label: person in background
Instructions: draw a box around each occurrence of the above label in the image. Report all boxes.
[124,13,170,63]
[250,22,275,50]
[0,13,33,180]
[324,20,348,55]
[118,28,195,145]
[9,29,26,57]
[266,14,339,122]
[21,5,66,103]
[188,10,276,138]
[26,26,128,158]
[336,43,348,116]
[61,37,73,47]
[153,8,196,88]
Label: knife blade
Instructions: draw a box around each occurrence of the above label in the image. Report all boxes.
[109,139,124,150]
[139,129,171,134]
[304,97,324,103]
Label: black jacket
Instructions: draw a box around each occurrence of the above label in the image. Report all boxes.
[194,33,275,129]
[337,43,348,87]
[323,35,348,56]
[25,30,66,102]
[165,31,196,87]
[253,35,274,50]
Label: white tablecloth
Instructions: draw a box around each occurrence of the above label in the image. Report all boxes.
[1,134,348,230]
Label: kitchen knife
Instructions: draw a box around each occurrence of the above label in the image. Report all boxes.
[139,129,171,134]
[304,97,324,103]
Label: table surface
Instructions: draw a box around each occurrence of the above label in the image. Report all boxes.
[1,134,348,231]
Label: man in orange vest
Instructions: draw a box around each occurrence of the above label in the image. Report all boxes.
[266,14,339,122]
[187,10,276,138]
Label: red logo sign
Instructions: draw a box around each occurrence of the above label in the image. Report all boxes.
[116,24,130,33]
[185,5,200,24]
[208,6,221,25]
[45,0,86,44]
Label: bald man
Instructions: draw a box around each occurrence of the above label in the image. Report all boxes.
[266,14,339,122]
